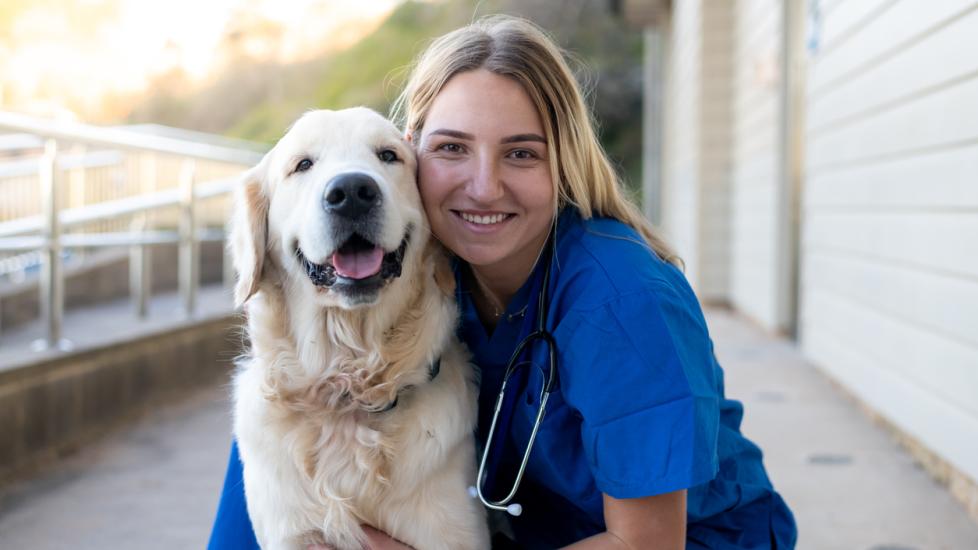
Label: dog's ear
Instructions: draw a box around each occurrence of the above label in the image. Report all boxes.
[229,162,269,308]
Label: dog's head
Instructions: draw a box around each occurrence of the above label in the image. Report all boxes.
[230,108,425,309]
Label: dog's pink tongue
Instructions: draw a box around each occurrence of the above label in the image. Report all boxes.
[332,247,384,280]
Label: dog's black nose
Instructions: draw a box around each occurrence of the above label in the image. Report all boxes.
[323,173,380,218]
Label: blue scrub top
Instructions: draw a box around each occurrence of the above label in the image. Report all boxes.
[207,208,797,549]
[459,209,796,549]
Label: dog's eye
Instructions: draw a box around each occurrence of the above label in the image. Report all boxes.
[295,158,313,173]
[377,149,400,164]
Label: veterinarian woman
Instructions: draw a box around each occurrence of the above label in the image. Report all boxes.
[209,15,797,549]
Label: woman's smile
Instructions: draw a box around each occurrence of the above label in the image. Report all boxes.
[454,210,516,231]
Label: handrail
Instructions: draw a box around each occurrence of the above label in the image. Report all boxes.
[0,150,123,178]
[0,229,225,251]
[0,110,265,165]
[0,176,237,238]
[0,114,259,350]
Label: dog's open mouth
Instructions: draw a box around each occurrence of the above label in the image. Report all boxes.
[295,232,409,289]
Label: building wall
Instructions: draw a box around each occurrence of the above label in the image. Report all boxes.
[730,0,784,329]
[697,1,735,301]
[661,0,702,286]
[801,0,978,484]
[660,0,733,303]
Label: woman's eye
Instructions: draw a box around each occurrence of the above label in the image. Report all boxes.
[295,158,313,173]
[438,143,463,154]
[509,149,536,160]
[378,149,400,163]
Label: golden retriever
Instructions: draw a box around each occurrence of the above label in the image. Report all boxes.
[229,108,490,550]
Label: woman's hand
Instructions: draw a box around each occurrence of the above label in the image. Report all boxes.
[360,526,415,550]
[307,525,415,550]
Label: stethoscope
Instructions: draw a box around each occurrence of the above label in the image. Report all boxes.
[467,223,559,517]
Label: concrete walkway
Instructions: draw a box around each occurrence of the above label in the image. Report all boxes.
[0,308,976,549]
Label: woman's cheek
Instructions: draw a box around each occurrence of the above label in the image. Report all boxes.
[418,160,455,207]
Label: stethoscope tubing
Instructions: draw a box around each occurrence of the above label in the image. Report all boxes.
[473,223,559,517]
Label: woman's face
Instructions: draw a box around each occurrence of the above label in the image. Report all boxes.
[416,69,554,280]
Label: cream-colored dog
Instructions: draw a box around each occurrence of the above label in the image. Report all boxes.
[229,108,489,550]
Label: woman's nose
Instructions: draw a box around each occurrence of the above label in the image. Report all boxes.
[466,156,504,203]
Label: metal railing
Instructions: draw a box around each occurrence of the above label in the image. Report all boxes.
[0,111,265,351]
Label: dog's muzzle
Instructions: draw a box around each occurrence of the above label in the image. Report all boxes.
[293,172,411,298]
[295,233,409,289]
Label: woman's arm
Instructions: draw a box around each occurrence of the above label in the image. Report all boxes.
[208,441,261,550]
[560,490,687,550]
[311,490,685,549]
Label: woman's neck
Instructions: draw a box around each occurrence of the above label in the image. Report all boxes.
[464,217,555,330]
[469,263,521,311]
[467,246,547,330]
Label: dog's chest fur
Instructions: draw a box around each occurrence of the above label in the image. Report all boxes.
[235,275,474,522]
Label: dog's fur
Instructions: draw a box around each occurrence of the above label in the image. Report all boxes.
[229,108,489,550]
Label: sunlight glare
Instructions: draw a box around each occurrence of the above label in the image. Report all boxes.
[0,0,402,120]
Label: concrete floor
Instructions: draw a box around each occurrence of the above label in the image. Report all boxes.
[0,307,976,549]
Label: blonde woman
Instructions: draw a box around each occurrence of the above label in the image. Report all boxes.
[210,15,797,549]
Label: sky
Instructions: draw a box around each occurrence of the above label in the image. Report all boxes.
[0,0,402,120]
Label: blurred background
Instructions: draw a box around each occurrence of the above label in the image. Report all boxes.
[0,1,976,548]
[0,0,646,182]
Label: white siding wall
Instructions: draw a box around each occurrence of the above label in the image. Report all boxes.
[801,0,978,483]
[661,0,734,302]
[698,1,735,301]
[731,0,783,329]
[662,0,703,285]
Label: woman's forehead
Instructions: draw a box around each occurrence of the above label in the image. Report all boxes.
[424,69,545,139]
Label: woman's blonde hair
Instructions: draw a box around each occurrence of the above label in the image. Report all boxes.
[392,14,679,266]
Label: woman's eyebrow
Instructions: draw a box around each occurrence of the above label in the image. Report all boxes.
[427,129,473,140]
[501,133,546,144]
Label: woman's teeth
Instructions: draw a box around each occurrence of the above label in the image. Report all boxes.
[460,212,509,225]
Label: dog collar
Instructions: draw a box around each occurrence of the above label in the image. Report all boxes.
[375,357,441,413]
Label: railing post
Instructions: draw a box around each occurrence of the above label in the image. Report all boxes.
[129,215,151,318]
[178,158,198,317]
[33,139,72,351]
[68,144,87,261]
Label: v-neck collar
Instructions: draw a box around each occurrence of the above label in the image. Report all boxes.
[456,260,540,364]
[454,208,577,366]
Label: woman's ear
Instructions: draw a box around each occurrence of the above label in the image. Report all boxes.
[229,161,269,308]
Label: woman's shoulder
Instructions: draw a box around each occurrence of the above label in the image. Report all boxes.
[553,209,693,314]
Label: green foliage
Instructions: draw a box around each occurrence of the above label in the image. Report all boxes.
[310,2,460,112]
